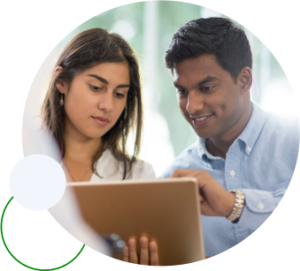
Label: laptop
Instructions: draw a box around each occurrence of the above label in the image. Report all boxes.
[67,177,205,265]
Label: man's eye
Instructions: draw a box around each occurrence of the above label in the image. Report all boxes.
[200,86,214,92]
[177,89,187,95]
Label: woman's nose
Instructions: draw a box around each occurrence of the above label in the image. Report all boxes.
[97,91,114,112]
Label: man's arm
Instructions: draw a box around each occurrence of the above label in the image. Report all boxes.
[236,188,285,230]
[171,169,287,231]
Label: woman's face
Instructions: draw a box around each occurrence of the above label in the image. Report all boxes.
[57,62,130,140]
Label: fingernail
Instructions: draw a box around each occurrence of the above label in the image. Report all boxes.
[149,241,156,250]
[129,239,135,247]
[141,237,147,246]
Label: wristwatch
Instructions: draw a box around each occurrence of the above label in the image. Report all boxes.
[226,189,245,223]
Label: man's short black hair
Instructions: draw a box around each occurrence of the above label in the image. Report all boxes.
[165,17,252,81]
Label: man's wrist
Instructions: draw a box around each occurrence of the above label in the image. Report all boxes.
[224,192,236,217]
[226,190,245,222]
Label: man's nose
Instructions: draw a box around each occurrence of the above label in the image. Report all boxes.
[98,91,114,112]
[186,90,204,115]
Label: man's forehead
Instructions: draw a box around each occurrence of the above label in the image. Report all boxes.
[172,55,225,87]
[174,54,217,72]
[173,67,209,85]
[172,67,180,82]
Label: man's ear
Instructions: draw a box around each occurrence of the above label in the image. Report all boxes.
[237,67,252,93]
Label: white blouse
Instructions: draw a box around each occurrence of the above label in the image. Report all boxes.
[90,149,156,181]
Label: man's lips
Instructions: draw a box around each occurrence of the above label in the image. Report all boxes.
[189,114,214,127]
[189,114,213,121]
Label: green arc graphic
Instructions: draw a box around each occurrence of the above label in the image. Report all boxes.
[1,197,85,270]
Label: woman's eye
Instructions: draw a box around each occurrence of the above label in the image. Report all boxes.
[89,85,101,92]
[115,92,125,98]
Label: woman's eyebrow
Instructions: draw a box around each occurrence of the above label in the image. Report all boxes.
[87,74,130,88]
[87,74,108,84]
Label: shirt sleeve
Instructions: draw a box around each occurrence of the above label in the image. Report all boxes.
[235,187,286,230]
[235,116,299,230]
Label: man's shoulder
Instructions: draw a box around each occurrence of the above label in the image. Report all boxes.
[263,111,299,138]
[178,141,198,155]
[250,103,299,136]
[252,111,299,165]
[159,141,202,178]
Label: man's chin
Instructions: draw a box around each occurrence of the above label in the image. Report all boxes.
[193,128,216,139]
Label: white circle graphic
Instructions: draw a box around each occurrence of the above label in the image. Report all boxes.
[9,154,66,211]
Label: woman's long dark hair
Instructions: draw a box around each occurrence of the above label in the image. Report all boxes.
[42,28,143,179]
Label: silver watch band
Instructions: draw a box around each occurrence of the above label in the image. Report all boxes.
[226,189,245,222]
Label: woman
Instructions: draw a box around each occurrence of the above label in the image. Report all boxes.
[42,28,159,265]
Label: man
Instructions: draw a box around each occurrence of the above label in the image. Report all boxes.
[160,17,299,257]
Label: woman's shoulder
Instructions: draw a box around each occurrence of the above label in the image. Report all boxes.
[130,159,156,180]
[91,149,156,181]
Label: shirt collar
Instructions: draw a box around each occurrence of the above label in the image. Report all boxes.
[197,137,214,161]
[238,102,266,155]
[197,102,266,159]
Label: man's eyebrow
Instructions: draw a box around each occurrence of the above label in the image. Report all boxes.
[193,76,219,88]
[173,82,185,89]
[173,76,219,90]
[88,74,130,89]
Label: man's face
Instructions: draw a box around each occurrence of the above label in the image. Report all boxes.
[173,54,248,140]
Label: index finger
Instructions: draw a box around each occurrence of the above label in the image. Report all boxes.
[149,241,159,266]
[128,238,138,264]
[139,236,149,265]
[123,245,129,262]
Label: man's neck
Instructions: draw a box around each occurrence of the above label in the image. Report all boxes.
[206,137,234,159]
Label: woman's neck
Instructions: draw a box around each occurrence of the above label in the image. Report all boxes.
[63,121,103,162]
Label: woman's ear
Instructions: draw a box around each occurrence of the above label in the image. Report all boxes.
[54,66,67,94]
[54,66,63,79]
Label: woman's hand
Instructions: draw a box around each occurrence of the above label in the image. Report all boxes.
[123,236,159,265]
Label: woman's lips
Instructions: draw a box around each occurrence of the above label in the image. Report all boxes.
[92,116,110,126]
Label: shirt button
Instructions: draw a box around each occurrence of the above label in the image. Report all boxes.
[230,170,236,176]
[207,164,212,168]
[247,147,252,153]
[258,202,264,209]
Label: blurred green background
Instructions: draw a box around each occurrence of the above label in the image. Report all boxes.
[53,1,295,175]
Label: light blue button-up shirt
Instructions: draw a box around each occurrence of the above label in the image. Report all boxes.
[160,103,299,256]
